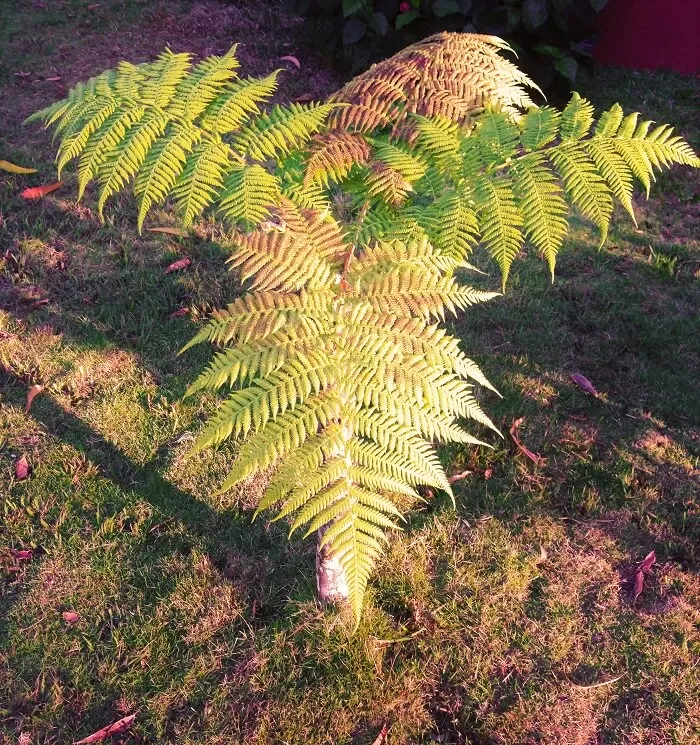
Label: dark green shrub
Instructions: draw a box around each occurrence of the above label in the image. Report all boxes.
[284,0,607,90]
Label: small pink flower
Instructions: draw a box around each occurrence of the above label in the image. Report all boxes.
[399,1,410,12]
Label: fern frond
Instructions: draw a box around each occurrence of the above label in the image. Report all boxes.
[181,289,335,349]
[549,144,613,246]
[474,175,524,289]
[139,49,193,108]
[423,192,479,261]
[370,138,428,183]
[217,395,338,490]
[76,106,146,199]
[227,225,334,292]
[305,132,372,188]
[364,161,414,207]
[191,349,333,451]
[232,102,337,162]
[218,164,281,228]
[559,92,595,141]
[168,45,240,121]
[512,154,568,277]
[133,124,201,232]
[520,106,560,151]
[96,109,169,217]
[171,138,232,225]
[199,72,280,133]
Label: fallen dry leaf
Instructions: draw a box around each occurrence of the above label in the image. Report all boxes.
[87,2,101,8]
[74,714,135,744]
[15,455,30,480]
[163,257,191,274]
[508,417,542,465]
[169,307,189,318]
[570,373,599,398]
[447,469,473,484]
[148,226,188,237]
[633,550,656,603]
[0,160,37,174]
[294,93,315,102]
[639,550,656,573]
[25,298,50,311]
[26,384,43,413]
[370,724,389,745]
[12,549,34,560]
[62,611,80,623]
[20,181,63,199]
[44,75,62,82]
[280,55,301,69]
[14,71,32,79]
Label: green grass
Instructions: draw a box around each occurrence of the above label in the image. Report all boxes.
[1,2,699,743]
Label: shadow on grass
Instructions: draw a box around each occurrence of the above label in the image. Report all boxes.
[1,362,316,623]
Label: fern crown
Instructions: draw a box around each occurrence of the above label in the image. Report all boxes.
[29,34,700,625]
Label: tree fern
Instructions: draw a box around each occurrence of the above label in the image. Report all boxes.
[28,35,699,627]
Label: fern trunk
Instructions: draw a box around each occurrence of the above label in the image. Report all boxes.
[316,524,349,604]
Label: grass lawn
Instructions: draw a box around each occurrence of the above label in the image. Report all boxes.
[1,1,699,743]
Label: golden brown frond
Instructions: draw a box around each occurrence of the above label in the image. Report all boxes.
[305,132,372,187]
[329,32,540,138]
[365,161,413,207]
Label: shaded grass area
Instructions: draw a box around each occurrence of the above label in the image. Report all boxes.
[1,1,699,743]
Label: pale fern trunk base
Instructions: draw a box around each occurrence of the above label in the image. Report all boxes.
[316,527,349,604]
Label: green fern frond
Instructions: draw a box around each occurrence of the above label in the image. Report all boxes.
[549,144,613,246]
[232,102,337,162]
[199,72,280,133]
[96,109,169,217]
[512,154,568,278]
[171,138,232,225]
[559,92,595,140]
[474,175,524,289]
[520,106,560,151]
[168,45,240,121]
[133,125,201,232]
[218,164,281,228]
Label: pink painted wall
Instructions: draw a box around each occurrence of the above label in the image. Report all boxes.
[595,0,700,75]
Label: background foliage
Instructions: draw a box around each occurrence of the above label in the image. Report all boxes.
[283,0,607,90]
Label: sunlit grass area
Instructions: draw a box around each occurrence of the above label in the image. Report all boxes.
[1,1,699,743]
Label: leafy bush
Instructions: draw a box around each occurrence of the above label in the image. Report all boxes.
[27,33,698,626]
[285,0,606,88]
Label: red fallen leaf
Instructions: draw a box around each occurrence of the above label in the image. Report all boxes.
[639,550,656,573]
[509,417,542,465]
[294,93,315,102]
[169,307,189,318]
[25,298,50,311]
[633,570,644,602]
[633,550,656,603]
[20,181,63,199]
[15,455,30,480]
[148,226,188,237]
[62,611,80,623]
[570,373,599,398]
[44,76,62,82]
[12,549,34,560]
[280,55,301,69]
[74,714,136,744]
[483,467,493,479]
[371,724,389,745]
[163,257,191,274]
[26,384,43,413]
